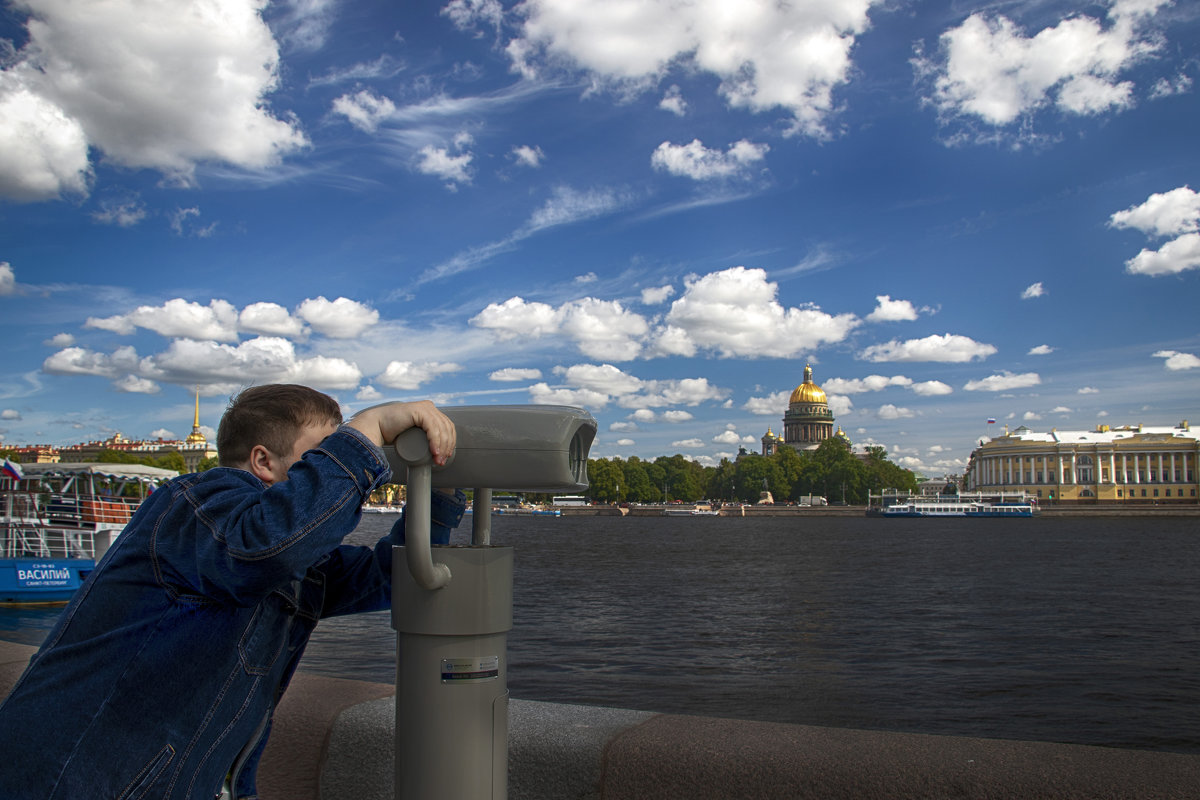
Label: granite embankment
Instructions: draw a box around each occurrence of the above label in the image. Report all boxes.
[2,639,1197,799]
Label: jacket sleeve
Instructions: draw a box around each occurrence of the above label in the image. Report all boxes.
[179,426,392,604]
[318,489,467,618]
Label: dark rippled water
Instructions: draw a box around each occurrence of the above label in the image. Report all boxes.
[4,515,1197,753]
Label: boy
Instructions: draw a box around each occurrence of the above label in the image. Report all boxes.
[0,384,465,800]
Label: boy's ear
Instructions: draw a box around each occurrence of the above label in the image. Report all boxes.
[246,444,280,485]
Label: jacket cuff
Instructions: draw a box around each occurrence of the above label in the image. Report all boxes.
[431,489,468,530]
[319,426,393,496]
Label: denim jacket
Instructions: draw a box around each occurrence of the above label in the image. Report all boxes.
[0,425,465,800]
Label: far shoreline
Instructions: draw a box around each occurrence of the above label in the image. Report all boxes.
[551,504,1200,518]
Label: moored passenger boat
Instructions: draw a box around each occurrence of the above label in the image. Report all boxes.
[869,491,1036,518]
[1,462,177,604]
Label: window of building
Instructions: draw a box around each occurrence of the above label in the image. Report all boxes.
[1153,489,1159,497]
[1141,489,1147,497]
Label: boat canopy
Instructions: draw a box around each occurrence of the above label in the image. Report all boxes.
[16,462,179,483]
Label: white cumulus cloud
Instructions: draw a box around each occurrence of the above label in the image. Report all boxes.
[744,390,791,416]
[917,1,1168,130]
[912,381,953,396]
[877,404,914,420]
[824,374,913,394]
[963,371,1042,391]
[412,132,476,188]
[113,375,161,394]
[0,0,307,201]
[489,367,543,382]
[85,299,239,341]
[239,302,307,338]
[376,360,462,390]
[296,297,379,339]
[558,298,649,361]
[659,84,687,116]
[640,285,675,305]
[1110,186,1200,237]
[866,295,919,322]
[1153,350,1200,370]
[510,144,544,168]
[651,139,769,181]
[662,266,860,358]
[1110,186,1200,276]
[860,333,996,363]
[0,262,15,295]
[504,0,880,138]
[332,89,397,133]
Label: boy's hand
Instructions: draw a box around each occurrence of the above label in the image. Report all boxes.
[348,400,456,466]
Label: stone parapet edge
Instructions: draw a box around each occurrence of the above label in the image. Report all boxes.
[3,640,1198,800]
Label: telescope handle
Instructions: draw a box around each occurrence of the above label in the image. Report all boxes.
[395,427,452,591]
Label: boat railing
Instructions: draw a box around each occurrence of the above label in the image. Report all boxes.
[0,524,102,560]
[3,482,137,560]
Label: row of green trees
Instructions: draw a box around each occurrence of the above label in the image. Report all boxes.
[580,438,920,505]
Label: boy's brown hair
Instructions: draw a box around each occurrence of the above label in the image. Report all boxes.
[217,384,343,467]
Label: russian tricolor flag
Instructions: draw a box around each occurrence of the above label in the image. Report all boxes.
[986,418,996,424]
[2,458,24,480]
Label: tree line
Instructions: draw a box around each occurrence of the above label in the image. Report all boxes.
[579,438,920,505]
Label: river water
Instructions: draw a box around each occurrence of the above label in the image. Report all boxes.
[3,514,1197,753]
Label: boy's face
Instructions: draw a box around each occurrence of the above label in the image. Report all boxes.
[263,420,339,485]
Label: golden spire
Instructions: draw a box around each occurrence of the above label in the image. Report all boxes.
[186,387,206,444]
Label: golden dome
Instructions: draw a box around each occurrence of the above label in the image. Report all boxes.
[788,364,827,405]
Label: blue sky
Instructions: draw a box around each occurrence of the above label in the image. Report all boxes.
[1,0,1198,478]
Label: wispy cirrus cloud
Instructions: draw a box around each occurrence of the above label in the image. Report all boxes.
[420,184,636,284]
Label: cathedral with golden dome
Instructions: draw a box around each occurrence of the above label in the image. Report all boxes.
[762,364,848,455]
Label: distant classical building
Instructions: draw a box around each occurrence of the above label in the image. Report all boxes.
[9,444,60,463]
[59,433,140,463]
[51,390,217,473]
[761,364,849,456]
[966,421,1199,504]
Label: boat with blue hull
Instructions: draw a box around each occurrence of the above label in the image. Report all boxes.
[869,491,1037,518]
[1,462,177,604]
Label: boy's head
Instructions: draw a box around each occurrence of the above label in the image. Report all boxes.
[217,385,343,479]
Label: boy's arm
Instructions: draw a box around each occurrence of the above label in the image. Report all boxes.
[318,490,467,618]
[170,402,456,604]
[348,400,456,465]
